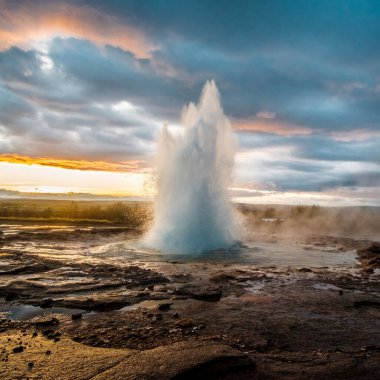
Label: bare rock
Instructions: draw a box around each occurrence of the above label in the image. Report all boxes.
[176,284,222,302]
[33,317,59,327]
[12,346,24,353]
[157,302,172,311]
[94,341,255,380]
[175,318,195,328]
[357,244,380,268]
[40,298,53,308]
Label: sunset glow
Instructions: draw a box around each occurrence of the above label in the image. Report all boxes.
[0,162,146,196]
[0,1,152,57]
[0,154,144,172]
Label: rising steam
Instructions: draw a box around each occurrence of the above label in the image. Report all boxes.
[145,81,239,254]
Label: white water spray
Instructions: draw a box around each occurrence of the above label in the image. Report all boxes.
[145,80,238,254]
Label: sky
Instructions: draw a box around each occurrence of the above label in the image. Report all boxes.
[0,0,380,205]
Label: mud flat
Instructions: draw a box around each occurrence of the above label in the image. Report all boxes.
[0,225,379,379]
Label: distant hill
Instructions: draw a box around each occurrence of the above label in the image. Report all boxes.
[0,188,144,201]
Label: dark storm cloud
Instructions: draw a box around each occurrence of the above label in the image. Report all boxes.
[293,136,380,164]
[272,170,380,192]
[0,42,169,162]
[47,39,194,117]
[88,0,380,59]
[266,160,330,174]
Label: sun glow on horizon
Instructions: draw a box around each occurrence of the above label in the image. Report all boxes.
[1,161,379,206]
[0,162,147,197]
[0,154,144,172]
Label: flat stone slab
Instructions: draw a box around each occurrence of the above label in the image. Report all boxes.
[93,341,255,380]
[0,329,254,380]
[0,329,135,380]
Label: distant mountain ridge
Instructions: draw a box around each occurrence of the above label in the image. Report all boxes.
[0,189,144,201]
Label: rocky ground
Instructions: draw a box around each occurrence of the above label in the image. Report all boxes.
[0,225,379,379]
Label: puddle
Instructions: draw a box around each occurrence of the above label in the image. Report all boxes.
[0,304,89,321]
[312,283,342,291]
[245,280,266,294]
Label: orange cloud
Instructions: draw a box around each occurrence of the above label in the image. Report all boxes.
[0,154,144,172]
[234,118,312,136]
[0,0,152,58]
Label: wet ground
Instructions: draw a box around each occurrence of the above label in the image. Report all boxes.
[0,223,379,379]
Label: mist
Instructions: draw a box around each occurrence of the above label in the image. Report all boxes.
[240,204,380,241]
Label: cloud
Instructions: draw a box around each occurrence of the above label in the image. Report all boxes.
[0,154,144,172]
[152,36,380,134]
[235,143,380,192]
[234,119,312,136]
[0,0,379,200]
[229,187,267,198]
[256,111,276,119]
[87,0,380,65]
[0,0,152,58]
[293,136,380,164]
[0,41,169,163]
[329,129,380,142]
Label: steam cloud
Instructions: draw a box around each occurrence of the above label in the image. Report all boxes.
[145,81,239,253]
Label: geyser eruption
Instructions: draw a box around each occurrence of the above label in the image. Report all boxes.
[145,80,238,254]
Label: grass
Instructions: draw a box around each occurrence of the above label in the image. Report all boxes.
[0,199,152,227]
[1,199,379,238]
[0,216,113,224]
